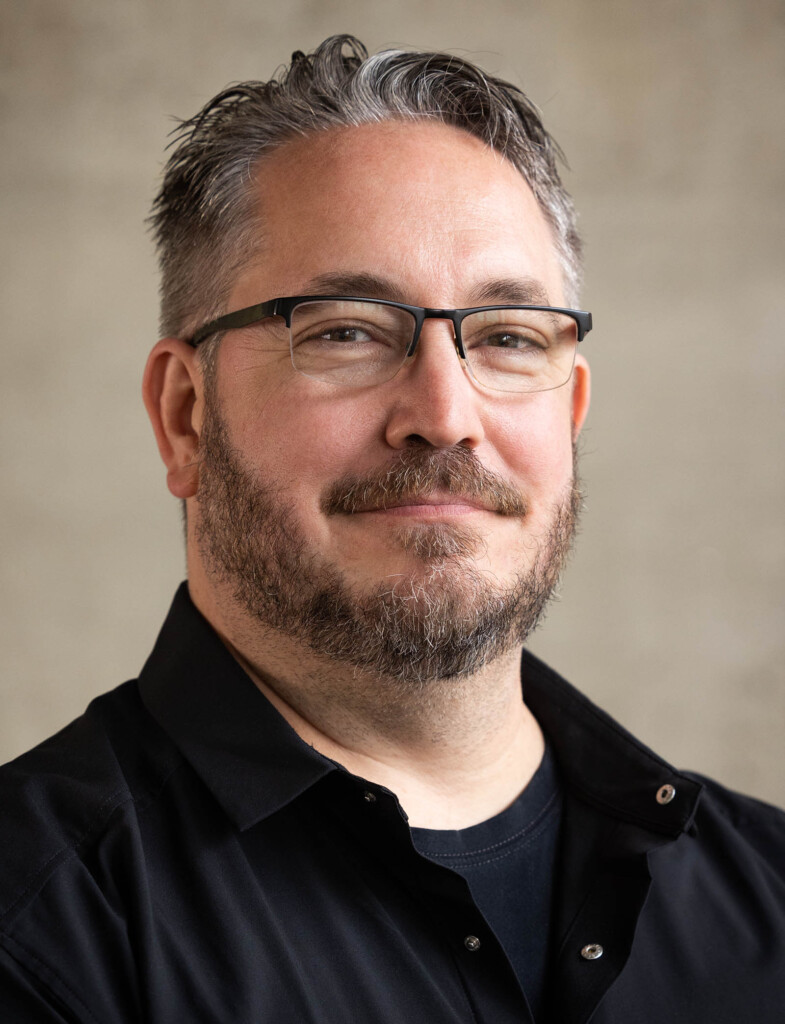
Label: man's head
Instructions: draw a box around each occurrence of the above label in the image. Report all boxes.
[143,37,591,687]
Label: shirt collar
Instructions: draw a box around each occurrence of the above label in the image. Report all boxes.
[521,649,703,837]
[138,583,336,831]
[139,583,702,837]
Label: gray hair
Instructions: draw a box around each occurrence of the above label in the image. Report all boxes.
[150,34,582,342]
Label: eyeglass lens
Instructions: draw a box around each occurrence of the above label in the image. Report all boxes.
[283,299,578,392]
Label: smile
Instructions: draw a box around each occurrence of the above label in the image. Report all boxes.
[350,493,500,516]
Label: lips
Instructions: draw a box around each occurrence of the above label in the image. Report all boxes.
[352,492,499,514]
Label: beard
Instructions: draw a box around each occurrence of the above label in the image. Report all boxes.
[195,398,582,687]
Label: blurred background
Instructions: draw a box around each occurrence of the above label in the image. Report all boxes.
[1,0,783,803]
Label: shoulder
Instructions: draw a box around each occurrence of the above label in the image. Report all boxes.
[687,771,785,875]
[0,681,182,926]
[641,769,785,945]
[0,681,189,1018]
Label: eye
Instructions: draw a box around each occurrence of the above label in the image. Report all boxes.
[475,328,549,354]
[312,323,376,344]
[462,310,555,356]
[294,315,402,352]
[483,330,544,350]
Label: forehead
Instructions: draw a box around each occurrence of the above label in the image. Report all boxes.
[230,121,564,307]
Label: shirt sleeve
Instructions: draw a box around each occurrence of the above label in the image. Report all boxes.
[0,943,85,1023]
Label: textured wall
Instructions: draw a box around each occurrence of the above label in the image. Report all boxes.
[2,0,783,804]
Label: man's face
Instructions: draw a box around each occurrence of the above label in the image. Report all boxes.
[191,121,590,682]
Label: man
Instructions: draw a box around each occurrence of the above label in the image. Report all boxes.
[1,34,783,1024]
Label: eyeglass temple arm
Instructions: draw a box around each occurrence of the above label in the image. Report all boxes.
[189,299,281,347]
[572,310,592,341]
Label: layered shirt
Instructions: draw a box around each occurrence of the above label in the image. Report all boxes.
[1,583,784,1022]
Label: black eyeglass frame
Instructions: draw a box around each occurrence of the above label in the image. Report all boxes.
[187,296,593,355]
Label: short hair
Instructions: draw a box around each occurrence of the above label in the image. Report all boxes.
[150,34,582,342]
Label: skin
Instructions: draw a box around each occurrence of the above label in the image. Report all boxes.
[144,121,590,828]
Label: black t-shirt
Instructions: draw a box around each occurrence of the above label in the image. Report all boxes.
[411,745,561,1021]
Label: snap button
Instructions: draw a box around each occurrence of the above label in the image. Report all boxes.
[464,935,481,952]
[363,790,377,803]
[656,784,676,805]
[580,943,604,960]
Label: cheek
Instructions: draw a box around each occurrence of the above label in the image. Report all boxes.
[228,374,384,501]
[491,396,576,497]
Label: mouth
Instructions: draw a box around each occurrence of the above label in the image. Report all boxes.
[351,492,500,517]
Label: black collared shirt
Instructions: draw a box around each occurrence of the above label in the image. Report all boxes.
[1,583,784,1023]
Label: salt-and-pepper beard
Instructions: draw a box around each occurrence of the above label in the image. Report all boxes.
[195,398,582,687]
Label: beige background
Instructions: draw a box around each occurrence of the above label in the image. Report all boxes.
[1,0,783,804]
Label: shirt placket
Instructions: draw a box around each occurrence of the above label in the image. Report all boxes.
[330,773,537,1024]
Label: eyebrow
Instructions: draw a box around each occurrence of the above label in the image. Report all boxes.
[470,277,551,306]
[302,272,552,308]
[305,272,408,303]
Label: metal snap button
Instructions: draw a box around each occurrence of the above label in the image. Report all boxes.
[656,784,676,805]
[580,943,604,960]
[363,790,377,803]
[464,935,481,952]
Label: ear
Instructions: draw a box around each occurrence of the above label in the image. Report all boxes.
[142,338,205,499]
[571,353,591,439]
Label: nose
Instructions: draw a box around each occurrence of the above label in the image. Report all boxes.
[383,318,486,451]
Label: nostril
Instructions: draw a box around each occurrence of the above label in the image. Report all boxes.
[404,432,475,451]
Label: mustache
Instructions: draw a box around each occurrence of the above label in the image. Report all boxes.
[321,444,527,518]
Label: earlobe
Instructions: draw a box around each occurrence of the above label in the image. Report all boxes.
[142,338,204,499]
[571,355,591,438]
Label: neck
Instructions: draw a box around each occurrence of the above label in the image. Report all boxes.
[198,587,544,830]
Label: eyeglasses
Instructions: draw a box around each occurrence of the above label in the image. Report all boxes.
[188,295,592,393]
